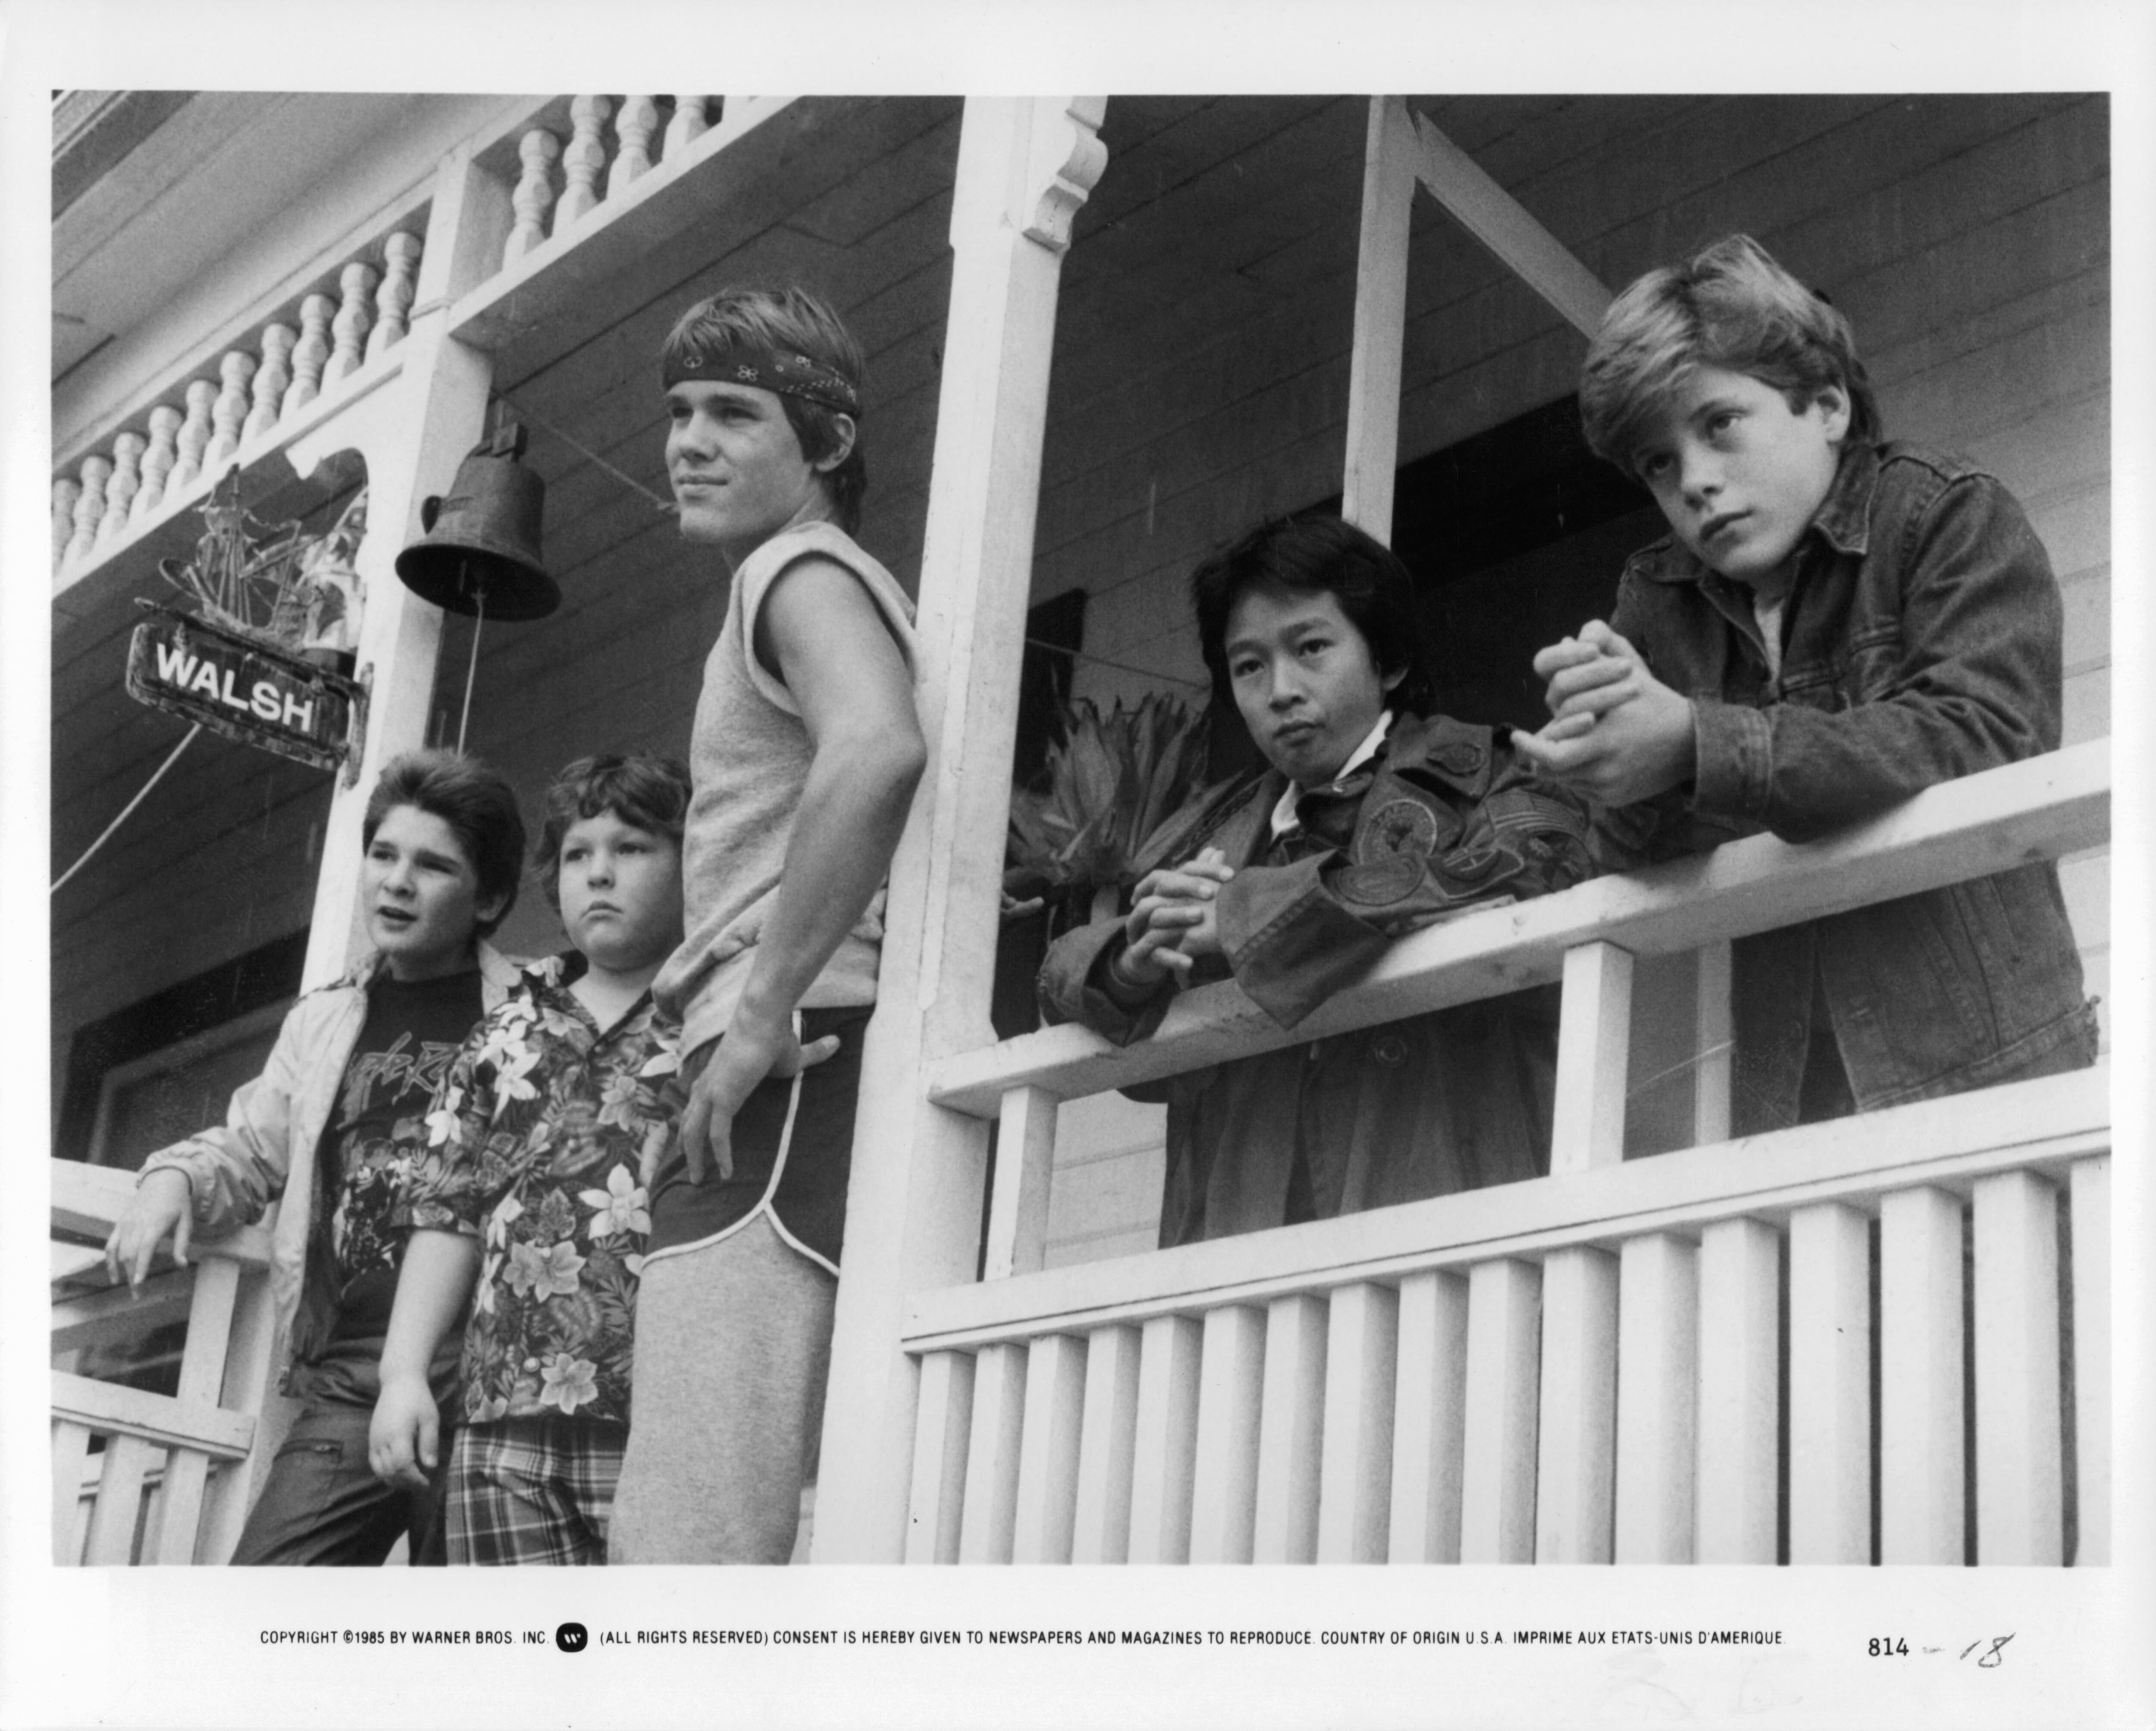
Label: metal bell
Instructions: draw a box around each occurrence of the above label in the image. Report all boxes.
[393,422,560,620]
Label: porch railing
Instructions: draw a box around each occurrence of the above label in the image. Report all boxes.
[50,1161,281,1565]
[904,740,2111,1565]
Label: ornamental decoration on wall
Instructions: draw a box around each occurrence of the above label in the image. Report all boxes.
[124,466,370,776]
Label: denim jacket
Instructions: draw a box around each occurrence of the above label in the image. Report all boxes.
[1601,438,2097,1128]
[1039,714,1591,1244]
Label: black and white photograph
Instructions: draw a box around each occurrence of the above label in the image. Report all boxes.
[7,3,2152,1727]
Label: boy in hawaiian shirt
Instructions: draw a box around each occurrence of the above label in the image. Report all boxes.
[368,754,688,1565]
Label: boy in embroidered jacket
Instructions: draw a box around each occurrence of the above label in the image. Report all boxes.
[370,754,687,1565]
[105,750,526,1565]
[1514,235,2097,1129]
[1040,514,1592,1246]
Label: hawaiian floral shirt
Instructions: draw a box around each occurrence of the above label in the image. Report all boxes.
[399,955,681,1427]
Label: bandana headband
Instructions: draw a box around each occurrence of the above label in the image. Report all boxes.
[661,344,861,416]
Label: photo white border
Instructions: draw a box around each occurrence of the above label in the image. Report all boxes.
[7,3,2150,1725]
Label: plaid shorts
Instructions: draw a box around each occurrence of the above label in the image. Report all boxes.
[446,1418,627,1565]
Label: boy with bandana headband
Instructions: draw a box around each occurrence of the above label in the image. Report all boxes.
[607,287,926,1563]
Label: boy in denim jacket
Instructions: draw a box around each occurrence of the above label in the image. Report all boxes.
[1515,234,2097,1130]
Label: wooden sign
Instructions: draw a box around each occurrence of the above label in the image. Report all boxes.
[125,605,362,773]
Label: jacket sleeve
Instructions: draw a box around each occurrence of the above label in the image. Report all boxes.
[1037,915,1176,1048]
[1215,768,1593,1029]
[1689,471,2063,843]
[137,1002,313,1239]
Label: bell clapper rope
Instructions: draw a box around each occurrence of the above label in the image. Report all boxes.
[456,564,486,755]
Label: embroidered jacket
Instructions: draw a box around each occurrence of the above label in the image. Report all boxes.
[1040,713,1592,1245]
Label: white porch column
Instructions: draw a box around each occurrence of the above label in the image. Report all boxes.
[812,97,1108,1561]
[193,146,512,1551]
[290,147,513,989]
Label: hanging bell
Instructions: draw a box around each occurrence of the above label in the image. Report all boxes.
[393,422,560,621]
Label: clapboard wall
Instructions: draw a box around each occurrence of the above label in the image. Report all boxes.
[1030,93,2110,1265]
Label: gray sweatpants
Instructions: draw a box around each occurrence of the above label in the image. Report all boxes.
[608,1213,836,1564]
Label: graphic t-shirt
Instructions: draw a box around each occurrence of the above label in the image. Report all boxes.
[290,967,484,1405]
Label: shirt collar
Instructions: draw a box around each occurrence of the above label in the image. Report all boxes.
[1269,710,1394,839]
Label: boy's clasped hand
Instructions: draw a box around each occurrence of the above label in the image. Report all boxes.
[1514,620,1698,806]
[1111,846,1234,991]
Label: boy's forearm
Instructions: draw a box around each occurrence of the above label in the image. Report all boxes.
[377,1229,481,1386]
[729,731,924,1036]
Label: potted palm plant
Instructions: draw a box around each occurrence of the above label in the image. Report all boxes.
[1006,691,1212,934]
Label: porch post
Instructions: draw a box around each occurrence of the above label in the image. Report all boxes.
[289,147,512,990]
[191,145,510,1556]
[811,96,1107,1562]
[1341,97,1415,543]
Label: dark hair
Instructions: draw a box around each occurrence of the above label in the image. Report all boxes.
[361,749,526,938]
[660,285,867,532]
[1190,513,1433,715]
[532,752,692,911]
[1580,233,1880,473]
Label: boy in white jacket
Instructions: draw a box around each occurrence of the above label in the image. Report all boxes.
[104,749,526,1565]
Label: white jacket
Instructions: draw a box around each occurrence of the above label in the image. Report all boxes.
[139,943,522,1389]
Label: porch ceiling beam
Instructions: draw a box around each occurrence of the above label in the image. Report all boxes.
[1407,108,1612,339]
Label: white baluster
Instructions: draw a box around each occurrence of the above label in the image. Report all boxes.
[1879,1186,1964,1564]
[1069,1324,1142,1565]
[662,96,710,159]
[2070,1157,2111,1565]
[1974,1170,2062,1564]
[503,129,561,264]
[283,294,335,415]
[1534,1244,1618,1563]
[322,260,378,390]
[1252,1293,1327,1564]
[52,478,80,573]
[1316,1280,1399,1563]
[609,96,658,195]
[1186,1304,1266,1564]
[64,455,112,567]
[1125,1315,1201,1565]
[131,404,182,522]
[1613,1232,1698,1563]
[242,324,295,444]
[956,1341,1028,1565]
[1457,1257,1541,1564]
[96,433,145,545]
[1694,1217,1779,1563]
[1388,1269,1469,1564]
[556,95,613,228]
[364,232,422,363]
[903,1350,975,1566]
[1009,1333,1087,1564]
[1788,1202,1870,1563]
[167,379,218,495]
[202,350,257,470]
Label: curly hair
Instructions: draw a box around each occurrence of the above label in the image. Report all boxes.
[531,752,692,911]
